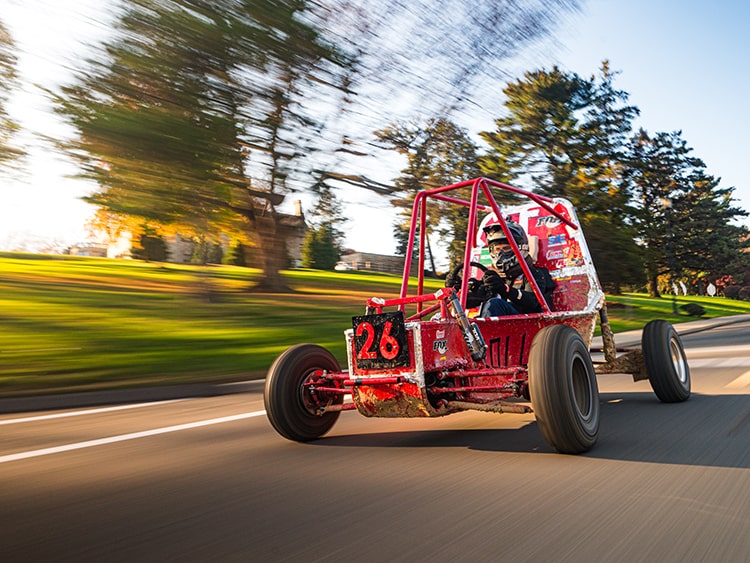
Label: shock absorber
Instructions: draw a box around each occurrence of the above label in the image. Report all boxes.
[444,289,487,363]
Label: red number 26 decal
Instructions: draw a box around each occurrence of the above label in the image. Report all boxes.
[352,312,409,368]
[355,320,400,360]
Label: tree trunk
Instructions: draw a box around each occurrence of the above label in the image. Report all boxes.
[250,213,291,292]
[426,234,437,276]
[648,274,661,298]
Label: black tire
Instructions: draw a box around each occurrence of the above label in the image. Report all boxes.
[528,325,600,454]
[264,344,343,442]
[642,320,690,403]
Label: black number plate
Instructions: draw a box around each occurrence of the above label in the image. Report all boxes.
[352,311,410,369]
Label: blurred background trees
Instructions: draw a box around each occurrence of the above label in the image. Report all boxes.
[625,129,748,296]
[51,0,583,287]
[478,62,644,292]
[0,19,24,173]
[301,184,347,269]
[374,62,748,294]
[55,0,353,290]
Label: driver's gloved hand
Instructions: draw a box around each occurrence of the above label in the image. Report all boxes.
[482,270,508,297]
[445,271,460,289]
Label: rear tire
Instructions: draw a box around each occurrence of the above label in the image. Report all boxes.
[528,325,599,454]
[642,320,690,403]
[264,344,343,441]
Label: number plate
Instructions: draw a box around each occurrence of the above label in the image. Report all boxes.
[352,311,410,369]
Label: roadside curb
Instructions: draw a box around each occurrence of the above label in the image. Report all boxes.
[0,379,265,415]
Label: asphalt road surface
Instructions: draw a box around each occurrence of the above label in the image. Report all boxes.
[2,321,750,562]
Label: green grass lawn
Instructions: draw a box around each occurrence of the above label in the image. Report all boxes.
[2,252,749,396]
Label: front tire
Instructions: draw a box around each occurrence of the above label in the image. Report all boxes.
[642,320,690,403]
[264,344,343,442]
[528,325,600,454]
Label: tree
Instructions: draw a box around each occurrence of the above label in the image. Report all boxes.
[0,19,24,172]
[132,230,168,262]
[376,117,481,269]
[480,63,643,291]
[625,129,749,296]
[301,183,347,269]
[301,224,338,270]
[191,239,224,265]
[309,183,348,253]
[311,1,585,260]
[54,0,581,290]
[674,170,749,278]
[55,0,353,290]
[321,0,582,122]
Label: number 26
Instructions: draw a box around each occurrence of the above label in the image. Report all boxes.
[356,320,400,360]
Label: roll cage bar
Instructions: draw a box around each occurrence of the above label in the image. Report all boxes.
[398,177,579,315]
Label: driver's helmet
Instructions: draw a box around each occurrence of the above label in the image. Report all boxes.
[483,221,529,279]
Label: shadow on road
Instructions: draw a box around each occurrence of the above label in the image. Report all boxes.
[312,392,750,469]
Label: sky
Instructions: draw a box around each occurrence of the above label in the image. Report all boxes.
[1,0,749,259]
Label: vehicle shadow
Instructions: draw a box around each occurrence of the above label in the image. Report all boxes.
[312,392,750,470]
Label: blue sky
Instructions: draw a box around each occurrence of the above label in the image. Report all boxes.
[1,0,748,256]
[553,0,749,213]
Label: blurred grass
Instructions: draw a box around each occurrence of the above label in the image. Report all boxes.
[0,253,441,396]
[603,292,750,332]
[2,252,749,396]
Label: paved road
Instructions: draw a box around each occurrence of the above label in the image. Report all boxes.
[2,319,750,561]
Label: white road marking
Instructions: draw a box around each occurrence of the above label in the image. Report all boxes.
[725,370,750,390]
[0,410,266,464]
[686,345,750,356]
[689,358,750,368]
[0,400,186,426]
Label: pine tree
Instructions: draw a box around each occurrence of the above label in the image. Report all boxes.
[480,63,643,292]
[626,129,749,296]
[301,183,347,269]
[301,224,339,269]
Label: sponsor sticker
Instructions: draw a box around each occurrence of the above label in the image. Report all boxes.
[548,234,567,247]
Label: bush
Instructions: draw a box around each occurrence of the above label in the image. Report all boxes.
[740,286,750,301]
[191,241,223,265]
[301,225,339,270]
[132,234,167,262]
[680,303,706,317]
[725,285,741,300]
[226,243,247,266]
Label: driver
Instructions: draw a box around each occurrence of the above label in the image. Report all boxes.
[480,221,555,316]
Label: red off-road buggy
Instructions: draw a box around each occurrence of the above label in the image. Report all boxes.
[264,178,690,453]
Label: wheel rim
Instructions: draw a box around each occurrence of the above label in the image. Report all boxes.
[571,352,593,421]
[299,368,335,415]
[669,336,688,385]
